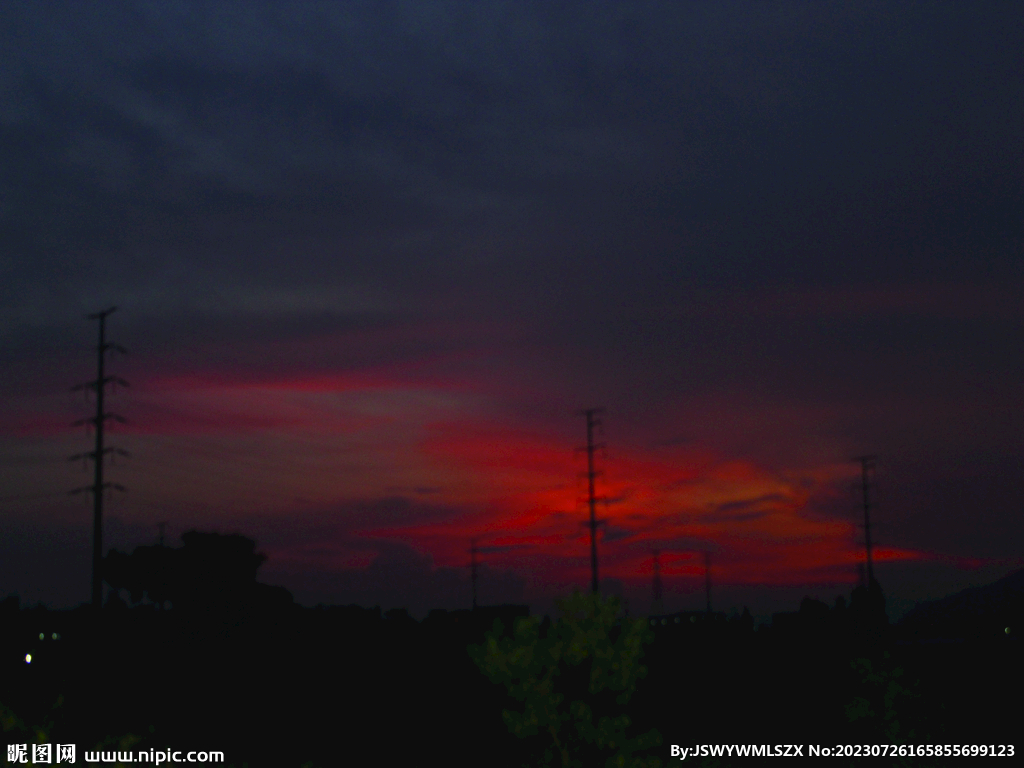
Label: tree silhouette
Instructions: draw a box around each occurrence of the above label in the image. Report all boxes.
[103,531,290,611]
[470,591,661,768]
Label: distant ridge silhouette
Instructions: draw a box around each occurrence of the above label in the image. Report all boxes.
[897,568,1024,641]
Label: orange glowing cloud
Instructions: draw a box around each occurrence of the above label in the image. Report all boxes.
[13,359,937,593]
[361,420,929,589]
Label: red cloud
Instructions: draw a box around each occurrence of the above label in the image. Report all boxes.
[360,419,934,589]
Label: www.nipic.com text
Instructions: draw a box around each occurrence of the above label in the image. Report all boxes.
[6,744,225,764]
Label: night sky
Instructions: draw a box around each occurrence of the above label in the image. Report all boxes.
[1,1,1021,621]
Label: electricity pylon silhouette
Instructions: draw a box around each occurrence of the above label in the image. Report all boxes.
[651,548,664,615]
[704,550,712,614]
[71,307,128,609]
[853,455,877,586]
[470,538,479,610]
[577,408,604,594]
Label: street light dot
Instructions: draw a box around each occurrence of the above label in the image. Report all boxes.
[38,633,44,640]
[24,654,32,663]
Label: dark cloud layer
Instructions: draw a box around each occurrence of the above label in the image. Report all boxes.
[3,2,1020,304]
[1,1,1022,615]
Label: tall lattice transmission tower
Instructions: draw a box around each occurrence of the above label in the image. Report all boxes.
[71,307,128,609]
[578,407,605,594]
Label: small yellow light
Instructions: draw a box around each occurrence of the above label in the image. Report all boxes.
[1006,627,1011,635]
[38,633,44,640]
[24,654,32,663]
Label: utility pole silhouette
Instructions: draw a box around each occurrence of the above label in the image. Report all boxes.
[853,455,877,586]
[470,538,479,610]
[578,408,604,594]
[71,307,128,610]
[651,549,663,615]
[704,550,712,614]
